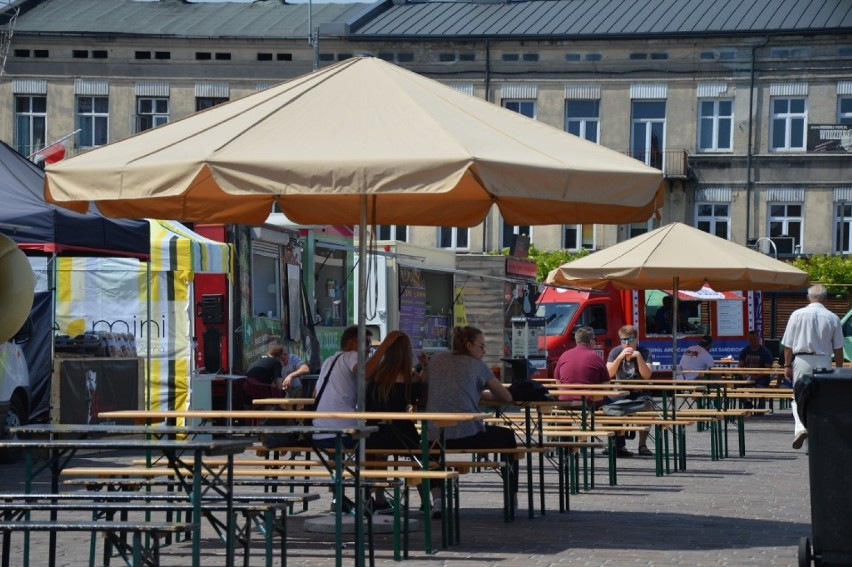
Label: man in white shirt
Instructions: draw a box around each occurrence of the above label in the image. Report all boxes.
[781,284,844,450]
[679,335,715,379]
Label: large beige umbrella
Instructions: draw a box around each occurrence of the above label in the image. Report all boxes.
[45,56,663,536]
[44,57,662,226]
[44,55,663,391]
[546,222,809,372]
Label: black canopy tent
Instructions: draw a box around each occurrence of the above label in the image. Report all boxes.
[0,141,149,256]
[0,142,149,423]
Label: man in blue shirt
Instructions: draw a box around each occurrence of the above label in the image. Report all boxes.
[737,330,775,409]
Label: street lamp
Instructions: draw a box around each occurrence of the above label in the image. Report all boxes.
[754,236,777,259]
[308,0,318,71]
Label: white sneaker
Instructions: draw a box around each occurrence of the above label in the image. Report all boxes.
[792,430,808,450]
[431,498,443,519]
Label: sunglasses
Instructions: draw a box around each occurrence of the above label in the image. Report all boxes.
[620,337,637,343]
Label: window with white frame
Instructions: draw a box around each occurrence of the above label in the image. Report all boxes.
[562,224,596,250]
[501,219,531,249]
[835,201,852,254]
[839,97,852,124]
[136,97,169,132]
[438,227,468,250]
[564,100,599,143]
[768,203,803,253]
[14,95,46,157]
[770,98,807,151]
[377,225,408,242]
[695,203,730,239]
[631,100,666,169]
[503,99,536,119]
[76,96,109,148]
[697,99,733,152]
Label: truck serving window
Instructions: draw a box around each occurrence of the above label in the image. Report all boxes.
[536,302,579,335]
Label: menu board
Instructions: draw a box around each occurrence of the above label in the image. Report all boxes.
[716,299,744,337]
[399,286,426,349]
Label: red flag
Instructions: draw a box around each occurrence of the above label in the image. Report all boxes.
[32,140,67,165]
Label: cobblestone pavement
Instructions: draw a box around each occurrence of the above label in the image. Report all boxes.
[0,409,812,566]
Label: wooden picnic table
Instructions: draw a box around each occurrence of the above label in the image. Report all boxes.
[101,408,489,553]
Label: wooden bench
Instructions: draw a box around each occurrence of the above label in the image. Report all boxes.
[61,464,461,559]
[0,491,319,567]
[0,514,196,567]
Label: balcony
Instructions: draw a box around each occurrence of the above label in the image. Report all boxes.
[618,148,690,179]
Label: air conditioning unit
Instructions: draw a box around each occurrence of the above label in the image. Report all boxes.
[769,236,796,255]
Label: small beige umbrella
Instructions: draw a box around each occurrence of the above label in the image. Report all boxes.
[546,222,810,371]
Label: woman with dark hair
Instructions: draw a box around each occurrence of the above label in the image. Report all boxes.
[364,330,423,512]
[423,325,517,517]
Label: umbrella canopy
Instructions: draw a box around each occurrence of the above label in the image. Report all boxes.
[44,57,663,226]
[546,222,809,292]
[547,222,809,374]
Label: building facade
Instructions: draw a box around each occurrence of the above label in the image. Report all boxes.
[2,0,850,257]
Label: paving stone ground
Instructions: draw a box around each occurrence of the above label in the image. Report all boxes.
[0,408,815,567]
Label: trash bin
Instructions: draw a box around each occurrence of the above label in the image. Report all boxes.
[798,368,852,567]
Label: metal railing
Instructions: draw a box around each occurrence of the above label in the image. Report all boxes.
[618,148,690,178]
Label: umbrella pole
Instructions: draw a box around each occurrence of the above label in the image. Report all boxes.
[355,193,367,566]
[671,276,679,379]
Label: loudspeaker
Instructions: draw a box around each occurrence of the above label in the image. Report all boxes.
[201,294,225,324]
[0,234,34,343]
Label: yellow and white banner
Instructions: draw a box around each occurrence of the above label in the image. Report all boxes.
[55,220,232,413]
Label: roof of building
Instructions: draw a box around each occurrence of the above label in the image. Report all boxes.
[9,0,370,39]
[7,0,852,40]
[347,0,852,40]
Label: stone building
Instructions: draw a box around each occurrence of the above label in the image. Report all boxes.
[2,0,850,256]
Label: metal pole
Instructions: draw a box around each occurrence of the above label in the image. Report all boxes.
[671,276,679,378]
[309,0,318,71]
[355,194,367,566]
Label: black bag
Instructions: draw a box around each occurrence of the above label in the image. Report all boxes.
[601,399,647,416]
[260,353,341,449]
[508,379,555,402]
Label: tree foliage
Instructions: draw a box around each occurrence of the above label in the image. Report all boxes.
[791,254,852,296]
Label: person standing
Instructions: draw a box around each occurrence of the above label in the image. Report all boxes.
[781,284,844,450]
[607,325,654,456]
[555,325,632,457]
[737,330,776,409]
[679,335,715,380]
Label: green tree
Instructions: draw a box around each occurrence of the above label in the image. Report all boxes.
[791,254,852,297]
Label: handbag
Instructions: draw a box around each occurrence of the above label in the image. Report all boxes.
[260,353,342,448]
[508,379,555,402]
